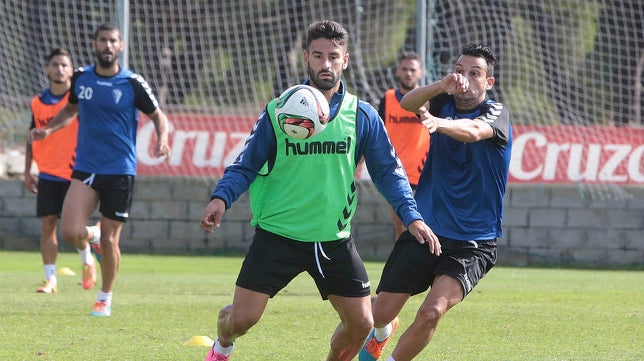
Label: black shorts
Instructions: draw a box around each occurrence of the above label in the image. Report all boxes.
[36,178,71,217]
[72,170,135,222]
[376,232,497,298]
[236,228,371,300]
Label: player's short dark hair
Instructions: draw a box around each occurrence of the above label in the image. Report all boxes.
[306,20,349,49]
[461,43,498,76]
[398,50,421,64]
[46,48,72,65]
[94,22,121,40]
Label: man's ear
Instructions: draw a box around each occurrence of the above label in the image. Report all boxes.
[485,76,495,90]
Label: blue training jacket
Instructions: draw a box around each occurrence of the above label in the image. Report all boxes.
[211,81,424,228]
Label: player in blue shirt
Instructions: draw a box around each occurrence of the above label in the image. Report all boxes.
[30,23,171,317]
[360,43,512,361]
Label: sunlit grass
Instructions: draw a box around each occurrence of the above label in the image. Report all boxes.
[1,251,642,360]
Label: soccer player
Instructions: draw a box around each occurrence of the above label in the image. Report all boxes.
[24,48,101,294]
[29,23,170,316]
[378,50,430,240]
[199,20,440,361]
[360,43,512,361]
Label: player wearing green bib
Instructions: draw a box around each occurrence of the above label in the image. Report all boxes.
[200,20,440,361]
[251,93,358,241]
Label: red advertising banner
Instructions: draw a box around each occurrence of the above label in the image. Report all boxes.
[137,115,644,184]
[510,125,644,184]
[136,114,256,178]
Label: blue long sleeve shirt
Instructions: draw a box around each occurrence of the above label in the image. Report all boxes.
[211,81,423,228]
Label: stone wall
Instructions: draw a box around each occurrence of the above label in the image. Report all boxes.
[1,177,643,267]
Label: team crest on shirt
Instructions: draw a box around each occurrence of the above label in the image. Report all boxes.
[112,89,123,104]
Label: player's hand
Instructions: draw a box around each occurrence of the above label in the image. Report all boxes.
[200,198,226,233]
[24,173,38,194]
[154,141,171,158]
[442,73,468,94]
[408,219,441,255]
[29,128,49,142]
[419,106,440,134]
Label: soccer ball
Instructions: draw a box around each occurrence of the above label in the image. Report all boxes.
[275,85,330,139]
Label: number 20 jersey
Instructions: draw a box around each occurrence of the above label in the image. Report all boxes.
[68,64,159,175]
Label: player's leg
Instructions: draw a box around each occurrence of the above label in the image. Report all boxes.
[36,178,72,293]
[60,178,99,249]
[371,292,408,328]
[207,228,301,360]
[37,214,59,293]
[327,294,374,361]
[90,174,134,316]
[311,237,373,361]
[88,216,122,316]
[206,287,270,360]
[389,239,496,360]
[60,178,100,290]
[361,232,437,360]
[218,286,270,345]
[205,287,269,361]
[95,216,123,294]
[389,274,463,361]
[39,214,59,266]
[359,292,407,360]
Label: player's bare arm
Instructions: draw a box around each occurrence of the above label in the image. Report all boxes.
[23,141,37,193]
[148,108,171,157]
[407,219,441,255]
[400,73,468,113]
[200,198,226,233]
[419,106,493,143]
[28,102,79,142]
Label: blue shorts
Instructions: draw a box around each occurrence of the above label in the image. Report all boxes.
[236,228,371,300]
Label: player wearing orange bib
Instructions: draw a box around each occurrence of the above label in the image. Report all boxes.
[379,51,430,240]
[25,48,100,294]
[29,91,76,181]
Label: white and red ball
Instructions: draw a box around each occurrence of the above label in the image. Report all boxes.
[275,85,330,139]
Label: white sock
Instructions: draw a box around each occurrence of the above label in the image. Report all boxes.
[86,225,100,244]
[44,264,57,282]
[386,357,396,361]
[97,290,112,304]
[78,244,94,265]
[214,338,234,355]
[374,323,393,342]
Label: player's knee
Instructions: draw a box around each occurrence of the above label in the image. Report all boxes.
[223,306,261,335]
[370,296,398,327]
[346,314,374,339]
[362,317,375,336]
[99,236,116,250]
[60,226,85,246]
[362,314,375,333]
[415,303,446,327]
[372,306,396,327]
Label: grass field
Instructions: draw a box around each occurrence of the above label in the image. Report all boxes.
[1,251,642,361]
